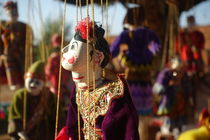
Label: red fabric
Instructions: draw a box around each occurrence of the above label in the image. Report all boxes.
[55,126,71,140]
[0,65,7,84]
[45,52,70,94]
[176,30,205,61]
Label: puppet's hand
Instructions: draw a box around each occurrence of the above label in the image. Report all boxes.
[18,131,30,140]
[148,41,160,55]
[55,126,70,140]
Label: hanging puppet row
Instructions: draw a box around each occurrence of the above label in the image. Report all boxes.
[0,0,210,140]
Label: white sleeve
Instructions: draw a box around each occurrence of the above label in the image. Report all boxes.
[152,82,164,94]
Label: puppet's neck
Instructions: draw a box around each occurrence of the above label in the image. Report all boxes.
[72,69,103,91]
[8,17,18,23]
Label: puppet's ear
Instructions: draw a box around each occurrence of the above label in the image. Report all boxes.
[94,50,104,67]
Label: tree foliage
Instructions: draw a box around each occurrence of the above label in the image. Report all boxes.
[34,17,71,62]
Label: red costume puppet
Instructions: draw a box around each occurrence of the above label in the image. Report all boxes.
[176,15,205,75]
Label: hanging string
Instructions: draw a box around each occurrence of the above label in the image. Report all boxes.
[161,11,170,68]
[77,90,81,140]
[38,0,47,62]
[76,2,82,140]
[101,0,106,78]
[161,25,169,68]
[101,0,104,27]
[132,0,137,26]
[0,18,2,100]
[90,0,97,139]
[54,0,67,137]
[25,0,33,69]
[109,3,117,33]
[79,0,83,20]
[76,0,78,24]
[76,1,83,140]
[85,0,91,139]
[105,0,109,40]
[23,0,34,130]
[23,89,27,130]
[161,1,179,68]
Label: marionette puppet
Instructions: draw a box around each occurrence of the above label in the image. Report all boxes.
[176,15,206,76]
[175,15,207,124]
[110,6,160,140]
[153,56,184,116]
[56,17,139,140]
[0,1,32,90]
[153,56,186,134]
[8,60,57,140]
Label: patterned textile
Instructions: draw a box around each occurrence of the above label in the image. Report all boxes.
[57,75,139,140]
[128,82,153,115]
[76,77,124,140]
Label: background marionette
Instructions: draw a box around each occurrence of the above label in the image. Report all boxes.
[176,15,207,77]
[110,6,161,140]
[0,1,33,90]
[56,17,139,140]
[175,15,209,124]
[153,56,188,138]
[8,60,60,140]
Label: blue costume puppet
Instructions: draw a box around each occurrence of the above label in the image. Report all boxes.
[110,6,161,140]
[153,56,186,133]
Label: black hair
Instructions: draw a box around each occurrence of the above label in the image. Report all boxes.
[123,6,145,26]
[74,24,110,68]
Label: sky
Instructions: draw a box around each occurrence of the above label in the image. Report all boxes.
[180,0,210,27]
[0,0,127,40]
[0,0,210,41]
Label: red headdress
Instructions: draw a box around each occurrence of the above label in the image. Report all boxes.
[75,17,93,40]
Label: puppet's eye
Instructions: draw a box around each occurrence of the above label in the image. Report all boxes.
[71,42,78,50]
[62,46,69,53]
[71,45,75,50]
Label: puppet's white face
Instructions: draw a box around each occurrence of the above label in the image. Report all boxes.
[61,38,91,72]
[25,77,44,96]
[61,37,104,84]
[5,9,18,20]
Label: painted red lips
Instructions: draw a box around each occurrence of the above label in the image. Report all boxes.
[68,57,75,64]
[73,76,84,80]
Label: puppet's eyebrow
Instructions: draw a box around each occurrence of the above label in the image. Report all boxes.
[72,41,78,47]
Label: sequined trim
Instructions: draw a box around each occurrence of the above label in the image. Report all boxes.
[121,56,153,72]
[76,77,124,140]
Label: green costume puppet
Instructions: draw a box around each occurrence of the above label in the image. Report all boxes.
[8,61,57,140]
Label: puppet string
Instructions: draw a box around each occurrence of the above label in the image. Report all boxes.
[54,0,67,137]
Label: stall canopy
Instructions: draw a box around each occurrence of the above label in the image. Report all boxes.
[58,0,205,13]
